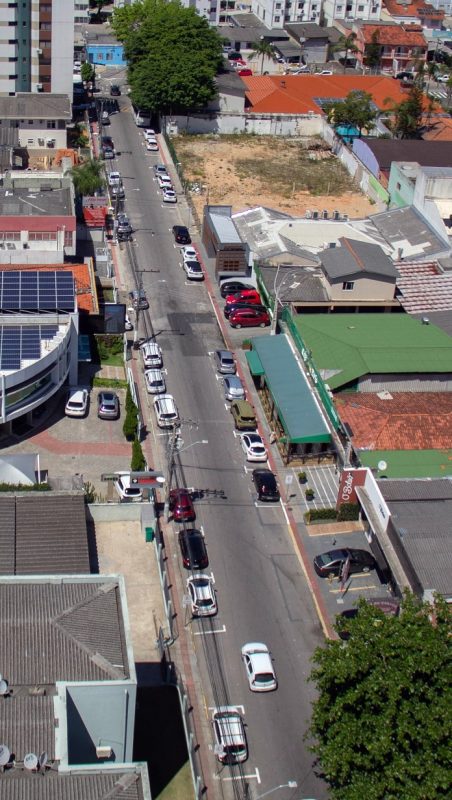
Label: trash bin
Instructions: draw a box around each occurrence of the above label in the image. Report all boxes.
[145,526,154,543]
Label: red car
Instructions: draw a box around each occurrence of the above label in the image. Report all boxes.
[238,69,253,76]
[229,307,270,328]
[169,488,196,522]
[225,289,262,306]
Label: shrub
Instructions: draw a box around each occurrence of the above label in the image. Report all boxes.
[0,482,50,492]
[93,377,128,389]
[131,438,146,472]
[337,502,360,521]
[95,335,123,361]
[305,487,315,500]
[123,387,138,440]
[306,507,337,522]
[298,471,307,483]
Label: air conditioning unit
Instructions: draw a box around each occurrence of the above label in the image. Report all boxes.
[36,83,43,91]
[46,139,55,148]
[95,746,112,759]
[36,48,42,55]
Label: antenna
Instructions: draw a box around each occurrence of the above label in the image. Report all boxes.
[24,753,38,772]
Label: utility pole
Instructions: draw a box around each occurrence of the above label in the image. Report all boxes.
[163,425,180,521]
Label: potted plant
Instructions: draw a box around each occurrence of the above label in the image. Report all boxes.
[305,487,315,501]
[298,471,307,484]
[242,339,252,351]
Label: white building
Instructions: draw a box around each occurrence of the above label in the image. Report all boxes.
[0,0,74,96]
[322,0,381,26]
[251,0,323,28]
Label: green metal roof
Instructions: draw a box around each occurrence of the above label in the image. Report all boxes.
[359,449,452,479]
[293,314,452,390]
[250,335,331,444]
[246,349,265,376]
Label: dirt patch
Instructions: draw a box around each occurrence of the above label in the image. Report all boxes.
[171,134,376,220]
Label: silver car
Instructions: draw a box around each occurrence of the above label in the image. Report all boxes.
[144,368,166,395]
[223,375,245,401]
[214,349,236,375]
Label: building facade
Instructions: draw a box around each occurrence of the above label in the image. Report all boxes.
[322,0,382,26]
[0,0,74,96]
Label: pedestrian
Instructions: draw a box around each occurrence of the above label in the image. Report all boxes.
[269,431,277,444]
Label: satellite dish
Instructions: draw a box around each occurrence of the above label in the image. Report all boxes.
[0,745,11,767]
[39,752,48,771]
[378,460,387,471]
[0,679,8,695]
[24,753,38,771]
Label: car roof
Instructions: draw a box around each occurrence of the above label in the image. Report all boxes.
[225,375,242,386]
[68,388,86,399]
[217,349,233,358]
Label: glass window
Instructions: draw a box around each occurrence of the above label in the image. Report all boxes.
[342,281,355,291]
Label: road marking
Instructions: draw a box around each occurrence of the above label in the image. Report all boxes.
[208,703,245,715]
[307,528,352,537]
[194,625,227,636]
[329,582,377,593]
[221,767,260,783]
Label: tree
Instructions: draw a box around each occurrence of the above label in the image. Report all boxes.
[323,90,378,136]
[384,78,430,138]
[364,30,381,72]
[331,32,359,74]
[308,593,452,800]
[250,39,276,75]
[81,61,94,84]
[112,0,223,115]
[70,159,104,196]
[90,0,108,21]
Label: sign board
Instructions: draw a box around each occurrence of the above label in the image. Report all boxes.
[285,474,293,485]
[101,473,118,481]
[130,470,165,486]
[336,468,367,508]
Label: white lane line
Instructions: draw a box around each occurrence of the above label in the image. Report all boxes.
[221,767,260,783]
[194,625,227,636]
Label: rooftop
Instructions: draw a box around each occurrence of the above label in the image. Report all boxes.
[357,138,452,172]
[421,116,452,141]
[360,448,452,478]
[0,263,97,314]
[242,75,409,114]
[336,392,452,451]
[0,182,73,218]
[0,493,90,575]
[321,237,397,281]
[359,23,427,47]
[0,93,72,120]
[258,264,329,304]
[383,0,444,17]
[207,206,242,244]
[379,478,452,598]
[0,769,148,800]
[396,259,452,314]
[370,206,449,260]
[293,313,452,389]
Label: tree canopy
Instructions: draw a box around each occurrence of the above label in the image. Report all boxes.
[111,0,223,114]
[331,33,359,73]
[323,90,378,135]
[250,39,276,75]
[309,593,452,800]
[384,79,430,139]
[70,159,104,196]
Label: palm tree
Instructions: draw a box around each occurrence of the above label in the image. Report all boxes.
[332,32,359,74]
[70,158,105,197]
[250,39,276,75]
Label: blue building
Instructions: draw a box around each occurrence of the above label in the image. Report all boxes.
[86,43,126,67]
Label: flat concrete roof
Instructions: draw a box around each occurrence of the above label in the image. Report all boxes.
[0,93,71,120]
[0,184,73,217]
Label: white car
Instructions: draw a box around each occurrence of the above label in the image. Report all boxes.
[144,368,166,395]
[65,388,89,418]
[108,171,121,187]
[212,707,247,764]
[141,341,163,369]
[114,471,142,503]
[183,260,204,280]
[241,432,267,462]
[144,128,156,140]
[153,394,179,428]
[125,314,133,331]
[187,574,217,617]
[180,245,197,261]
[158,174,172,189]
[146,139,159,151]
[163,188,177,203]
[436,73,450,83]
[241,642,277,692]
[315,69,333,76]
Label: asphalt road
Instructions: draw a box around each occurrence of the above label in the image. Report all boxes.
[108,100,327,800]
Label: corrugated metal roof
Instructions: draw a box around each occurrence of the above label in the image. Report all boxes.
[0,581,129,685]
[0,771,145,800]
[209,211,242,244]
[1,695,55,759]
[250,334,331,443]
[0,93,72,120]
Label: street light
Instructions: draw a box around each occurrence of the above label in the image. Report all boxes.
[270,265,306,335]
[163,435,209,520]
[254,782,299,800]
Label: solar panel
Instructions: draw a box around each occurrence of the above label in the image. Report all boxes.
[0,271,75,312]
[0,324,61,371]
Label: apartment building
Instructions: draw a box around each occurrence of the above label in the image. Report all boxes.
[0,0,74,96]
[251,0,323,28]
[322,0,382,25]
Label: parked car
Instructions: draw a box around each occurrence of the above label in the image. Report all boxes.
[107,171,121,186]
[437,73,451,83]
[144,368,166,395]
[225,289,262,306]
[101,111,110,125]
[163,188,177,203]
[183,260,204,280]
[313,547,377,578]
[146,139,159,151]
[238,68,253,77]
[65,388,89,418]
[241,643,277,692]
[181,245,198,261]
[144,129,157,140]
[314,69,333,75]
[178,528,208,569]
[172,225,191,245]
[394,71,415,81]
[101,135,114,149]
[125,314,133,331]
[114,471,142,503]
[230,400,256,431]
[241,433,267,462]
[102,147,114,160]
[97,391,120,420]
[153,394,179,428]
[224,302,267,320]
[223,375,245,402]
[153,163,168,175]
[229,307,270,328]
[212,707,247,763]
[228,51,243,61]
[141,340,162,368]
[158,174,173,189]
[219,280,256,298]
[117,213,132,235]
[187,575,217,617]
[129,289,148,310]
[111,184,125,199]
[169,488,196,522]
[110,84,121,96]
[337,598,400,640]
[252,468,280,502]
[214,349,236,375]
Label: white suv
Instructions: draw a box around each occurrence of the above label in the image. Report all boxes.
[153,394,179,428]
[212,706,247,764]
[141,341,163,369]
[65,388,89,418]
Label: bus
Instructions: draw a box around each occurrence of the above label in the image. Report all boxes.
[132,104,151,127]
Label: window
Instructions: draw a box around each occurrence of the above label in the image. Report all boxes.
[46,121,56,129]
[342,281,355,291]
[275,14,280,20]
[358,3,364,9]
[27,138,34,144]
[29,232,57,241]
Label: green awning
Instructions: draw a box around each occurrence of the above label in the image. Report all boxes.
[246,349,264,376]
[251,334,331,445]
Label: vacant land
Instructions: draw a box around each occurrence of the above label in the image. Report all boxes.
[171,134,377,219]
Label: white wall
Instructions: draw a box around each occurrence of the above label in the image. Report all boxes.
[50,0,74,96]
[168,111,323,136]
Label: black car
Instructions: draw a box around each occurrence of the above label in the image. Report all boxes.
[220,281,255,299]
[101,135,114,149]
[313,548,376,578]
[224,303,266,320]
[252,468,280,502]
[178,529,209,570]
[110,84,121,96]
[172,225,191,245]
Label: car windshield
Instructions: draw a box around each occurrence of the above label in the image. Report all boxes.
[125,487,141,496]
[317,553,337,566]
[69,400,84,409]
[223,357,234,365]
[254,673,274,684]
[162,412,176,419]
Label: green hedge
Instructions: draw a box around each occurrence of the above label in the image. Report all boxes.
[93,377,128,389]
[131,438,146,471]
[123,386,138,441]
[0,482,50,492]
[337,502,360,521]
[305,507,337,523]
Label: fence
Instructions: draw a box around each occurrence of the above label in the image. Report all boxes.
[163,132,202,231]
[154,530,176,641]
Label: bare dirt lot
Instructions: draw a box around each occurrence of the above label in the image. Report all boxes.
[171,134,376,220]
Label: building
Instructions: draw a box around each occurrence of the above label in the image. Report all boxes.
[319,237,398,303]
[353,22,427,73]
[395,259,452,316]
[0,574,151,799]
[352,139,452,185]
[388,164,452,240]
[202,206,248,278]
[86,41,127,68]
[0,0,74,96]
[322,0,382,26]
[0,173,76,256]
[0,94,71,161]
[284,23,336,65]
[383,0,444,28]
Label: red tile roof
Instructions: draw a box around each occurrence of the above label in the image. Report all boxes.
[396,260,452,314]
[0,262,98,313]
[422,116,452,141]
[383,0,444,18]
[336,392,452,451]
[360,23,427,47]
[243,75,410,114]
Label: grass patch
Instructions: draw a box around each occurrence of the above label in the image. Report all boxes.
[98,352,124,367]
[155,762,194,800]
[92,377,128,389]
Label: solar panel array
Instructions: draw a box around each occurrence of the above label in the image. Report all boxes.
[0,325,59,371]
[0,271,75,312]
